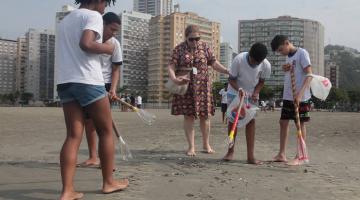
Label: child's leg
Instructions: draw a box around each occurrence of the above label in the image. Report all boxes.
[184,115,196,156]
[245,119,261,164]
[60,101,85,200]
[86,97,128,193]
[273,119,290,162]
[200,117,214,153]
[222,111,225,123]
[300,122,306,140]
[223,122,237,161]
[78,119,99,167]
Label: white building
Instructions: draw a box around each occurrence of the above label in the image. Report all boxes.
[219,42,233,83]
[0,39,17,94]
[133,0,174,16]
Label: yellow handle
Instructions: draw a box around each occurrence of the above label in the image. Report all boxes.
[229,130,235,140]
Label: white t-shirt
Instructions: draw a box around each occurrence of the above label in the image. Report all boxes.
[228,52,271,96]
[219,88,227,104]
[55,8,104,85]
[101,37,123,83]
[282,48,312,101]
[136,96,142,105]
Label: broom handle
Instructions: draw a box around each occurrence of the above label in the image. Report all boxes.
[112,120,121,138]
[290,66,302,131]
[113,96,137,111]
[230,94,245,132]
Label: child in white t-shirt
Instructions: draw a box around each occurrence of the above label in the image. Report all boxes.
[223,43,271,164]
[271,35,313,165]
[77,12,123,172]
[56,1,128,199]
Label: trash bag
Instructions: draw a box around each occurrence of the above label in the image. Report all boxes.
[226,96,259,128]
[309,74,332,101]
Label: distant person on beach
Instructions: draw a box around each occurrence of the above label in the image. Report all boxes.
[271,35,313,165]
[222,43,271,164]
[219,83,228,124]
[77,12,122,171]
[55,1,128,199]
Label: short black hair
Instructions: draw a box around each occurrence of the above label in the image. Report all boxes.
[103,12,120,25]
[249,42,268,63]
[271,35,288,52]
[74,0,116,6]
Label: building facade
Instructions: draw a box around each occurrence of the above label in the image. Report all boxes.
[147,12,220,104]
[117,11,152,97]
[219,42,233,83]
[133,0,174,16]
[0,39,17,94]
[24,29,55,101]
[325,53,339,88]
[238,16,325,92]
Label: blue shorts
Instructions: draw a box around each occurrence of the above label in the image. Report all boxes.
[57,83,106,107]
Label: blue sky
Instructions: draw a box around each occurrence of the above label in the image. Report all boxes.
[0,0,359,52]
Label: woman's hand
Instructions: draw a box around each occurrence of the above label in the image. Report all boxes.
[174,77,190,85]
[282,63,291,72]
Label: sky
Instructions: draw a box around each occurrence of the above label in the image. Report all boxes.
[0,0,359,52]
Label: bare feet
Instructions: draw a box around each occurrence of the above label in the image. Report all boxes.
[186,148,196,156]
[287,158,309,166]
[202,145,215,154]
[60,191,84,200]
[102,179,129,194]
[222,150,234,161]
[272,154,287,162]
[247,158,263,165]
[76,159,100,168]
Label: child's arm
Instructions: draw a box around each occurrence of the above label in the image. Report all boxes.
[109,64,121,100]
[79,30,114,55]
[252,79,265,101]
[295,66,313,105]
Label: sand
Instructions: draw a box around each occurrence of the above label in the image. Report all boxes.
[0,107,359,200]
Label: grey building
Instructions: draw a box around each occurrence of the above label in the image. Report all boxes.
[325,53,339,88]
[0,39,17,94]
[117,11,151,97]
[219,42,233,83]
[24,29,55,101]
[133,0,174,16]
[15,37,27,94]
[238,16,325,91]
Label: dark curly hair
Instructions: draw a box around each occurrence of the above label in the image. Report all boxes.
[74,0,116,6]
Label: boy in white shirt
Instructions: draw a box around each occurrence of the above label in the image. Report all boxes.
[56,1,128,199]
[78,12,123,171]
[223,43,271,164]
[271,35,313,165]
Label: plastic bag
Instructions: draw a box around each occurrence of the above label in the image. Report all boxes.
[226,96,259,128]
[309,74,332,101]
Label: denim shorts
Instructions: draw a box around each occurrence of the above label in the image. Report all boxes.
[57,83,106,107]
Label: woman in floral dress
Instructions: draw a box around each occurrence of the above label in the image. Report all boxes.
[168,25,230,156]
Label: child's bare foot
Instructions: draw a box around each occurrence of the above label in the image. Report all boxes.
[247,158,263,165]
[102,179,129,194]
[272,154,287,162]
[287,158,309,166]
[186,148,196,156]
[60,191,84,200]
[203,145,215,154]
[222,150,234,161]
[77,158,100,168]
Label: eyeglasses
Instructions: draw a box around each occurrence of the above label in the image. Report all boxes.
[188,37,200,42]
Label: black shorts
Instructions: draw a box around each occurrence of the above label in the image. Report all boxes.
[221,103,227,113]
[280,100,311,122]
[84,83,112,119]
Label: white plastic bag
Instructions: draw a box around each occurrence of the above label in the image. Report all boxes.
[309,74,332,101]
[226,96,259,128]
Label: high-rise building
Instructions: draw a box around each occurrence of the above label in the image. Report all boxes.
[0,39,17,94]
[54,5,75,101]
[15,37,27,94]
[325,53,339,88]
[133,0,174,16]
[117,11,152,97]
[238,16,324,92]
[24,29,55,101]
[219,42,233,83]
[147,12,220,104]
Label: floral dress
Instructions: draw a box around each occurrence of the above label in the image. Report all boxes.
[169,41,216,118]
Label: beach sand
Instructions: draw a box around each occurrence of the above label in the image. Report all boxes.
[0,107,359,200]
